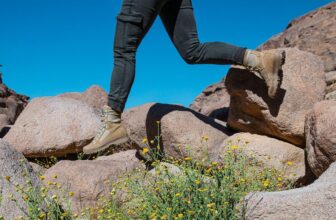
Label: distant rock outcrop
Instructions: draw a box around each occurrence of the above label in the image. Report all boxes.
[0,73,29,136]
[258,2,336,72]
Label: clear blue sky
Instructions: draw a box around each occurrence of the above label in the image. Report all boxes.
[0,0,332,110]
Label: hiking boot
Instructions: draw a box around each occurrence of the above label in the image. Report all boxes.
[243,49,286,98]
[83,106,129,155]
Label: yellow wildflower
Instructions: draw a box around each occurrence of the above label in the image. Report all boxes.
[263,180,270,187]
[207,202,215,208]
[232,145,238,150]
[177,213,183,218]
[175,193,181,197]
[143,148,149,154]
[39,175,45,180]
[184,157,192,161]
[287,161,293,166]
[68,192,75,197]
[142,138,148,143]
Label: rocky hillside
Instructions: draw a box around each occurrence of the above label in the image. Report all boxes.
[191,1,336,116]
[258,2,336,72]
[258,1,336,100]
[0,71,29,137]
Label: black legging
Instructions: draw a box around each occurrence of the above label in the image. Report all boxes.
[109,0,246,112]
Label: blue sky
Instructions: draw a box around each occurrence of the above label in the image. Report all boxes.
[0,0,332,110]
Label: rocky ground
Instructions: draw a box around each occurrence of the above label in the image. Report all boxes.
[1,2,335,220]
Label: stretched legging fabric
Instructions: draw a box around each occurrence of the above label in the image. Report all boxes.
[109,0,246,112]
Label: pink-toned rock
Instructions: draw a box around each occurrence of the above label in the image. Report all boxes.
[258,2,336,72]
[0,140,43,219]
[122,103,231,161]
[213,133,311,184]
[43,150,143,212]
[241,162,336,220]
[305,100,336,177]
[190,81,230,122]
[4,86,107,157]
[225,48,326,146]
[59,85,108,113]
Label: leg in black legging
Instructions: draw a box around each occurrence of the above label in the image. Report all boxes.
[109,0,246,113]
[159,0,246,65]
[108,0,167,112]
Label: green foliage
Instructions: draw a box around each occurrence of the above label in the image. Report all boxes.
[117,144,292,220]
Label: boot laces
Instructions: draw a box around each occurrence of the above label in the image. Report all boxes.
[92,107,114,143]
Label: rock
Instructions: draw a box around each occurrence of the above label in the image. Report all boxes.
[59,85,108,113]
[213,133,311,184]
[305,100,336,177]
[258,2,336,72]
[4,86,107,157]
[325,90,336,100]
[43,150,143,213]
[189,81,230,122]
[225,48,326,146]
[241,162,336,220]
[0,140,42,219]
[29,162,47,175]
[122,103,231,161]
[326,83,336,94]
[326,71,336,85]
[0,74,29,135]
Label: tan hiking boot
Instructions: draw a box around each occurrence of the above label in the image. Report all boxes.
[83,106,129,155]
[243,49,286,98]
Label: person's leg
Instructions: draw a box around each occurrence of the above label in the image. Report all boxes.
[109,0,167,113]
[159,0,246,65]
[84,0,167,154]
[159,0,285,98]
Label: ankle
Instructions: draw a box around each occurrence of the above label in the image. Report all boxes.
[243,49,261,68]
[104,105,121,123]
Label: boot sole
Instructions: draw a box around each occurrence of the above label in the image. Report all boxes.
[269,50,286,98]
[83,136,130,155]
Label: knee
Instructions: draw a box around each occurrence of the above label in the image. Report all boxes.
[178,42,203,65]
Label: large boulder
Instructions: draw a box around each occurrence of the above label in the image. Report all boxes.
[189,81,230,122]
[122,103,231,161]
[305,100,336,177]
[213,133,311,184]
[4,86,107,157]
[0,140,42,219]
[58,85,107,113]
[258,2,336,72]
[43,150,143,213]
[225,48,326,146]
[241,162,336,220]
[0,73,29,136]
